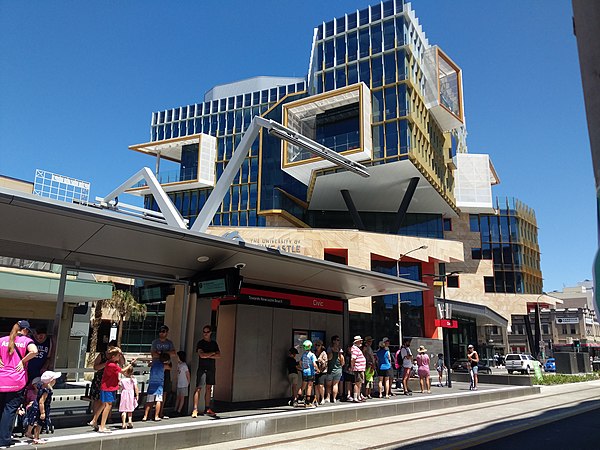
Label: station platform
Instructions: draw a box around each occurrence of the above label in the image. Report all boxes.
[7,381,540,450]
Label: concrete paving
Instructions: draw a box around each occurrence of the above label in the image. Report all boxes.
[7,381,540,449]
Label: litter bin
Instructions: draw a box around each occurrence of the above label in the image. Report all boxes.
[593,361,600,372]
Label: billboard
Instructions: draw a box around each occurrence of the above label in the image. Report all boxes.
[33,169,90,204]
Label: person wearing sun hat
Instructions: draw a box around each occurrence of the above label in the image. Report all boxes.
[416,345,431,394]
[27,371,61,444]
[350,336,366,402]
[0,320,38,448]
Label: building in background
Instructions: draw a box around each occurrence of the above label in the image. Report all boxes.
[123,0,555,360]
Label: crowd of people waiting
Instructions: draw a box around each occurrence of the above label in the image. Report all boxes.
[286,335,450,408]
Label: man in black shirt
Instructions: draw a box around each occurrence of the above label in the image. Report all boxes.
[192,325,220,417]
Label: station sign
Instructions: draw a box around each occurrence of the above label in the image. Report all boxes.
[435,319,458,328]
[556,317,579,324]
[239,287,343,313]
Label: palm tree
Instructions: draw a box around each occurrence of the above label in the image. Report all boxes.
[86,298,106,367]
[105,289,147,348]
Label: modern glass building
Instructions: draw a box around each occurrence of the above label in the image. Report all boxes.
[124,0,547,356]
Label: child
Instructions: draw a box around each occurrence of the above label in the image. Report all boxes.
[174,351,190,416]
[28,371,61,444]
[20,377,41,438]
[142,352,170,421]
[364,365,375,399]
[286,347,300,406]
[300,340,317,409]
[436,353,446,387]
[91,347,136,433]
[118,365,138,429]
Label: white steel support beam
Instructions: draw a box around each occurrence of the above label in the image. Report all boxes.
[191,116,370,233]
[102,167,187,229]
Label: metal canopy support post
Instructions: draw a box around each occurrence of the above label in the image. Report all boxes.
[180,283,190,353]
[192,116,370,233]
[101,167,187,229]
[394,177,420,233]
[340,189,365,230]
[52,265,68,369]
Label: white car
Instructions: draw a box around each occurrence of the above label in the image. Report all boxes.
[505,353,540,374]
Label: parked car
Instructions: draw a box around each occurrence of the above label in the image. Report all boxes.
[544,357,556,372]
[451,359,493,374]
[505,353,541,374]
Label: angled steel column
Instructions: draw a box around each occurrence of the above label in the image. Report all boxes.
[51,265,68,368]
[394,177,420,233]
[340,189,365,230]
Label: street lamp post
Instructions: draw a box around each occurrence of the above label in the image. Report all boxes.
[396,245,428,346]
[425,270,460,388]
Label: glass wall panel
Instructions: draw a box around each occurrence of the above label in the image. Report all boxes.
[383,19,395,50]
[348,12,357,30]
[372,90,384,122]
[359,7,370,26]
[347,31,357,62]
[348,63,358,84]
[317,42,323,69]
[325,70,334,91]
[371,55,383,88]
[359,60,370,87]
[385,121,398,156]
[384,86,397,119]
[372,124,384,159]
[359,28,370,58]
[335,67,346,88]
[384,52,396,85]
[325,39,334,69]
[336,35,346,65]
[371,23,382,54]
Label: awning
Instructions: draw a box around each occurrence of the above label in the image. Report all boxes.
[435,298,508,327]
[0,188,427,300]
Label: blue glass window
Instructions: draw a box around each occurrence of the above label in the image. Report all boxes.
[383,20,395,50]
[359,60,370,88]
[384,86,397,119]
[395,17,405,46]
[317,42,323,69]
[372,90,384,122]
[359,7,370,26]
[348,63,358,84]
[231,186,239,210]
[469,214,480,232]
[167,110,172,121]
[397,84,408,116]
[399,120,409,152]
[396,49,406,80]
[359,28,370,58]
[179,121,186,136]
[325,20,334,38]
[240,184,248,210]
[249,183,258,208]
[472,248,482,260]
[317,24,323,40]
[347,31,357,62]
[325,39,334,69]
[165,124,172,139]
[347,12,357,30]
[336,35,346,65]
[194,118,201,133]
[335,67,346,88]
[325,70,334,91]
[385,121,398,156]
[371,23,382,54]
[174,109,180,120]
[172,123,179,138]
[336,16,345,34]
[181,107,187,120]
[383,0,395,18]
[157,125,164,140]
[384,51,396,84]
[235,96,243,108]
[370,4,381,21]
[371,55,383,88]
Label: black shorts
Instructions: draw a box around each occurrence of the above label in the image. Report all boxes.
[344,371,355,383]
[302,375,315,383]
[315,373,326,385]
[377,368,393,378]
[196,368,216,387]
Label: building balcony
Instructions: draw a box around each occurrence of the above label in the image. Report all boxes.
[126,133,217,195]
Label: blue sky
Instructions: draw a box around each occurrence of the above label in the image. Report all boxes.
[0,1,594,292]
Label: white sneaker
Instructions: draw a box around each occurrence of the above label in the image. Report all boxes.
[319,399,325,405]
[324,398,330,403]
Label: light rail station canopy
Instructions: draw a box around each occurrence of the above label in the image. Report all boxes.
[0,189,427,300]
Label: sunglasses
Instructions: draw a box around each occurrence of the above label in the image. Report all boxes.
[203,330,211,334]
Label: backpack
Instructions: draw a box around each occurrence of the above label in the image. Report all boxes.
[394,349,402,370]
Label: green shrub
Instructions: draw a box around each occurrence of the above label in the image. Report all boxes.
[534,373,600,385]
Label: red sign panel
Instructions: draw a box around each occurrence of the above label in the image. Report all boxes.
[239,287,343,313]
[435,319,458,329]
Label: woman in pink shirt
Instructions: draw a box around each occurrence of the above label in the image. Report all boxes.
[416,345,431,394]
[0,320,38,447]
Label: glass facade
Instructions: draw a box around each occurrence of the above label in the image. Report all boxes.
[469,198,542,294]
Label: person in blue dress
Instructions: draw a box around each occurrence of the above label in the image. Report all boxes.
[26,371,61,444]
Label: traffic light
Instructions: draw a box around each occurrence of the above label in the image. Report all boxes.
[573,339,581,351]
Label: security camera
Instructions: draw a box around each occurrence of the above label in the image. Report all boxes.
[234,263,246,269]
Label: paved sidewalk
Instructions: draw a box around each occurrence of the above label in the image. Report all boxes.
[188,380,600,450]
[6,381,540,449]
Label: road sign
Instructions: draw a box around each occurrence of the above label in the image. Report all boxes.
[435,319,458,328]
